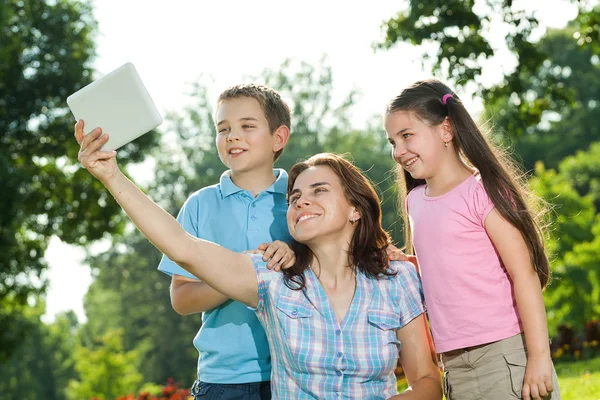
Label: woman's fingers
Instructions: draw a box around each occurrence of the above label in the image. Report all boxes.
[79,129,108,156]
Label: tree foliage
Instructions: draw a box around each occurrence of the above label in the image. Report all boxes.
[0,0,158,360]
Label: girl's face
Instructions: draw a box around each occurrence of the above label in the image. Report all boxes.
[384,110,447,180]
[287,165,357,245]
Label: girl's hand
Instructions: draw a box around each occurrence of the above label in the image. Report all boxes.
[74,120,119,185]
[522,354,554,400]
[386,244,419,272]
[258,240,295,271]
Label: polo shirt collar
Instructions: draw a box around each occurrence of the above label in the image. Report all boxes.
[220,169,288,198]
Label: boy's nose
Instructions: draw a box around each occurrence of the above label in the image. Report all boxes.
[227,130,241,141]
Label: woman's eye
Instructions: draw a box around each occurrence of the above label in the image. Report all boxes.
[403,133,412,138]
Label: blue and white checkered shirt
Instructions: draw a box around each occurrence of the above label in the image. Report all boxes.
[250,256,426,399]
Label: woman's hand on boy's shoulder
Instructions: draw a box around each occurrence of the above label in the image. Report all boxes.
[257,240,296,272]
[387,244,419,272]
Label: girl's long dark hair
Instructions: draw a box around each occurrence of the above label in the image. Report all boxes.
[386,79,550,289]
[282,153,394,290]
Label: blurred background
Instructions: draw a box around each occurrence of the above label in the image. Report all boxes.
[1,0,599,398]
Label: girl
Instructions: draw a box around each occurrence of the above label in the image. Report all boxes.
[74,124,442,399]
[384,79,560,400]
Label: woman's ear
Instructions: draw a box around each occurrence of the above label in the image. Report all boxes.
[350,209,361,223]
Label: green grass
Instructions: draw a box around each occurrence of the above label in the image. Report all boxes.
[554,357,600,400]
[397,357,600,399]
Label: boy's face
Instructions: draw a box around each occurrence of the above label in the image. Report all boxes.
[215,97,278,173]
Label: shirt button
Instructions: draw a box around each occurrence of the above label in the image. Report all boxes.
[291,309,298,316]
[251,215,257,221]
[335,392,340,397]
[336,370,342,376]
[335,329,341,336]
[337,352,343,358]
[251,203,256,208]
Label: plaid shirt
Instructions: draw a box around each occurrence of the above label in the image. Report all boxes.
[251,256,426,399]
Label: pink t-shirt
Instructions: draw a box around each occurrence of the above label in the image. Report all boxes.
[407,174,522,353]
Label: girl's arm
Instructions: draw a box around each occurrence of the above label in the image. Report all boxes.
[75,122,259,307]
[389,314,442,400]
[485,208,555,399]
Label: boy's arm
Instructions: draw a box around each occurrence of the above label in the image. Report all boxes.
[170,274,229,315]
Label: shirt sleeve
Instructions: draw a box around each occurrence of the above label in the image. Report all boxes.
[157,195,200,279]
[247,254,277,315]
[389,261,426,329]
[471,179,496,225]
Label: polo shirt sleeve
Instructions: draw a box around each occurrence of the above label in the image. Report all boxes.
[389,261,426,329]
[157,195,200,279]
[246,254,277,315]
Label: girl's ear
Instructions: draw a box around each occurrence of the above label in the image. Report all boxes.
[441,117,454,142]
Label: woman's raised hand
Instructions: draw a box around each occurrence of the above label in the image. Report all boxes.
[74,120,120,185]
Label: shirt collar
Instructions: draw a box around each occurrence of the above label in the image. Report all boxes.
[220,169,288,198]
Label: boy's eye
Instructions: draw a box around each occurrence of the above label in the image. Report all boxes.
[289,195,299,203]
[314,187,326,194]
[403,133,412,139]
[242,125,255,129]
[218,128,229,134]
[388,141,395,147]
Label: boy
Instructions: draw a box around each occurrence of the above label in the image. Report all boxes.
[158,84,293,399]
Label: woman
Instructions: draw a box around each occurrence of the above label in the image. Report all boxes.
[75,126,442,399]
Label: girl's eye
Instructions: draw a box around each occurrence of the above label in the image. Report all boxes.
[290,195,299,203]
[218,128,229,134]
[403,133,412,139]
[388,141,395,147]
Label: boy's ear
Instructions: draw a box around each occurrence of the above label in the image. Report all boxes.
[272,125,290,153]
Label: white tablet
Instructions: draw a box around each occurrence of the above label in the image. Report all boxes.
[67,62,163,151]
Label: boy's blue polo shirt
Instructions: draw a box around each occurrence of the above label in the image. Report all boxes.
[157,169,292,384]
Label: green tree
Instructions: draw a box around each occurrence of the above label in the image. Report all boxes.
[0,304,78,399]
[376,2,600,164]
[67,329,143,400]
[530,144,600,333]
[0,0,158,360]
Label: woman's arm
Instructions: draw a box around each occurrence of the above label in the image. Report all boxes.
[390,314,442,400]
[75,122,259,307]
[485,209,555,399]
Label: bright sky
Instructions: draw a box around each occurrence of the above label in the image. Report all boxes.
[41,0,578,323]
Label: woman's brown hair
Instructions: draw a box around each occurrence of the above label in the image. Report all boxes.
[283,153,394,290]
[386,79,550,288]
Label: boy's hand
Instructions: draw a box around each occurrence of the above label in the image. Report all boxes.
[258,241,295,271]
[522,354,554,400]
[75,120,119,185]
[386,244,419,272]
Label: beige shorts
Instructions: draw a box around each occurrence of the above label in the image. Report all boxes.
[440,333,560,400]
